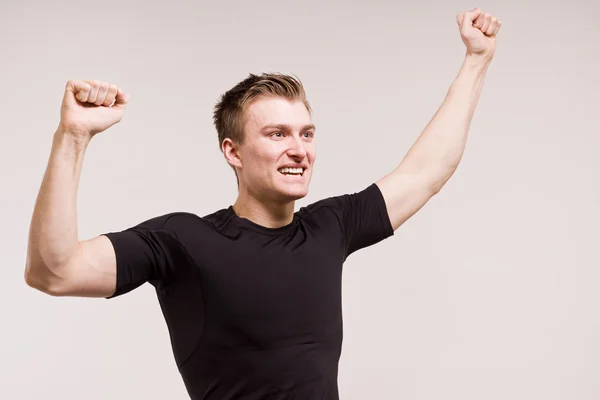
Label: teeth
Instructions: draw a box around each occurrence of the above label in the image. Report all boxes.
[278,167,304,175]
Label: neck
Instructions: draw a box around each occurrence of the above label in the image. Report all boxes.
[232,189,296,229]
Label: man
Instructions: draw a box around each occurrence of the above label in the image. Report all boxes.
[24,8,501,399]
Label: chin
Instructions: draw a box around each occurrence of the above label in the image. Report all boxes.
[278,187,308,202]
[271,173,311,202]
[273,183,309,202]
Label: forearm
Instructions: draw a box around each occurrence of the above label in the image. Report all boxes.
[25,129,89,287]
[397,54,492,192]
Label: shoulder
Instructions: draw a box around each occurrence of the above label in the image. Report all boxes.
[124,211,198,231]
[298,183,383,216]
[118,211,225,240]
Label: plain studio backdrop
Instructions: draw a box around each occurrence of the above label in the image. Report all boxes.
[1,0,599,399]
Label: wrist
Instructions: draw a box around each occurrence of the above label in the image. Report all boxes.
[53,127,91,153]
[464,51,494,66]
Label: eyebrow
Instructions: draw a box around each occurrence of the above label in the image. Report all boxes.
[260,123,316,132]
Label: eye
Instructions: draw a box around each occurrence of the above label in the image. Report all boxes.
[303,131,314,138]
[272,131,283,137]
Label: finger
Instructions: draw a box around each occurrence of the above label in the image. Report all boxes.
[479,13,492,32]
[456,12,473,27]
[87,80,100,104]
[486,17,498,36]
[94,81,110,106]
[494,20,502,35]
[462,8,482,24]
[472,13,485,29]
[69,80,92,103]
[113,88,130,109]
[463,8,481,24]
[103,84,119,107]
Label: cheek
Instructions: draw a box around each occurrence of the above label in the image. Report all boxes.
[246,149,277,177]
[307,145,317,163]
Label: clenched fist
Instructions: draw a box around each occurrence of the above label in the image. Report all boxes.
[59,80,130,139]
[456,8,502,58]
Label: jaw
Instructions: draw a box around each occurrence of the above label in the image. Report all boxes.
[274,169,311,199]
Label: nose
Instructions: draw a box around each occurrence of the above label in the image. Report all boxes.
[286,137,307,159]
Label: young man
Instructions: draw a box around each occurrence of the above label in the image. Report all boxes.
[25,8,501,400]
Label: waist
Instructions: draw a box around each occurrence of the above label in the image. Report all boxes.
[181,341,340,398]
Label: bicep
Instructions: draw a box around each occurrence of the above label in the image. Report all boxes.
[376,170,438,231]
[58,235,118,298]
[45,214,184,298]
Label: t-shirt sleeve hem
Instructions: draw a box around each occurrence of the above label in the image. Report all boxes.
[370,182,395,238]
[101,232,128,300]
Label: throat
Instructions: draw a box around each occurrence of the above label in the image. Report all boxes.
[232,196,296,229]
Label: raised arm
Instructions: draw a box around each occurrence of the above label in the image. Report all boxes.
[24,80,129,297]
[376,8,502,231]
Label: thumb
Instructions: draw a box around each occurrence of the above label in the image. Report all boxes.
[457,8,482,27]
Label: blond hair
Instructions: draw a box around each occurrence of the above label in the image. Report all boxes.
[213,72,311,149]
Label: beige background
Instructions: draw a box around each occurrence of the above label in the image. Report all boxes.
[1,0,599,399]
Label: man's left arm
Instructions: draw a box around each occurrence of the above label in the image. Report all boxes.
[377,8,502,231]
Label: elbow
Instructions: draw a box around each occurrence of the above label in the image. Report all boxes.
[430,180,445,196]
[429,165,459,195]
[25,275,69,297]
[24,261,70,297]
[24,272,62,296]
[426,176,445,196]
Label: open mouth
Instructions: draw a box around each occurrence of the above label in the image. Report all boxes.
[278,167,305,177]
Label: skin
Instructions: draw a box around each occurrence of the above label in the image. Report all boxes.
[222,97,316,228]
[221,8,501,230]
[24,8,501,299]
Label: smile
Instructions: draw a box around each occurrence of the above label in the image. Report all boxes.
[278,167,304,176]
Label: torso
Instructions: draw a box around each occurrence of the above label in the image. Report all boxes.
[105,183,395,399]
[157,205,346,399]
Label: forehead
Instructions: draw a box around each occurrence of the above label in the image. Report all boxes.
[244,96,311,131]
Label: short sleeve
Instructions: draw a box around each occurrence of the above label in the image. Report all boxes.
[102,213,189,299]
[333,183,395,258]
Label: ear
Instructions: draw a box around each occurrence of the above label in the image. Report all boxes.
[222,138,242,169]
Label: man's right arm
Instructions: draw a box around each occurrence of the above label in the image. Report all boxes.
[24,130,116,297]
[24,80,129,297]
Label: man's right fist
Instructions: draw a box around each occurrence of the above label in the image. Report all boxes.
[59,80,130,138]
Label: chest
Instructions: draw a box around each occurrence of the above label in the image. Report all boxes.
[194,232,345,346]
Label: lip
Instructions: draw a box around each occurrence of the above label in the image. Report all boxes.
[277,166,308,180]
[277,165,308,177]
[279,172,305,181]
[278,164,309,170]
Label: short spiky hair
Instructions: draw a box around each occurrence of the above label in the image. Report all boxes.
[213,72,312,150]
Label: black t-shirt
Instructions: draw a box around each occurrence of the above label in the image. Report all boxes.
[103,183,394,399]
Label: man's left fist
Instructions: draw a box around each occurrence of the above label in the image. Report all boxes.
[456,8,502,58]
